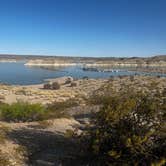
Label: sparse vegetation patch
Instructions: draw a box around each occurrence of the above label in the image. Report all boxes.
[0,102,46,122]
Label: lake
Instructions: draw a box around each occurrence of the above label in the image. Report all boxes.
[0,62,165,85]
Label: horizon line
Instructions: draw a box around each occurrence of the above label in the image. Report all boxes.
[0,53,165,59]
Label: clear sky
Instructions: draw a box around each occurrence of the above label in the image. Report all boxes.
[0,0,166,57]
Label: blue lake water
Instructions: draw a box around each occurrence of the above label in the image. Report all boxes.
[0,62,165,85]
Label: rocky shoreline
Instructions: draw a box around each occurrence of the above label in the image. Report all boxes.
[0,59,17,63]
[24,59,166,67]
[23,55,166,74]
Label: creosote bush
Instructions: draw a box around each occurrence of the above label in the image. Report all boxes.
[83,88,166,166]
[0,102,46,122]
[64,78,72,84]
[0,99,78,122]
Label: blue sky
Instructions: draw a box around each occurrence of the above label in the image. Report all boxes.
[0,0,166,57]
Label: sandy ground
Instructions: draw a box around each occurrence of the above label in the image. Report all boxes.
[0,77,107,105]
[0,76,166,165]
[0,117,83,166]
[1,75,165,105]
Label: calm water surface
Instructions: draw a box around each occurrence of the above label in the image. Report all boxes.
[0,62,165,85]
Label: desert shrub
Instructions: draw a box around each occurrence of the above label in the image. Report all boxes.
[0,102,46,122]
[43,83,52,89]
[0,125,10,144]
[64,78,72,84]
[70,82,77,87]
[84,89,165,165]
[129,75,134,82]
[119,75,126,79]
[52,82,60,90]
[0,99,79,122]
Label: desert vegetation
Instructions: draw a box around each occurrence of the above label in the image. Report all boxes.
[0,102,46,122]
[0,99,79,122]
[79,85,166,165]
[0,76,165,165]
[43,81,61,90]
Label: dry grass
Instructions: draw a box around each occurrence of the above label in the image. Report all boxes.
[0,150,11,166]
[0,125,10,144]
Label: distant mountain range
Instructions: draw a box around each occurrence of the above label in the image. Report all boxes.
[0,54,165,60]
[0,54,166,67]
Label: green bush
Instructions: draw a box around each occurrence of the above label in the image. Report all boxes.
[0,102,46,122]
[85,89,165,165]
[0,99,79,122]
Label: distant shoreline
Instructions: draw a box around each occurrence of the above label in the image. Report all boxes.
[0,60,17,63]
[24,62,166,67]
